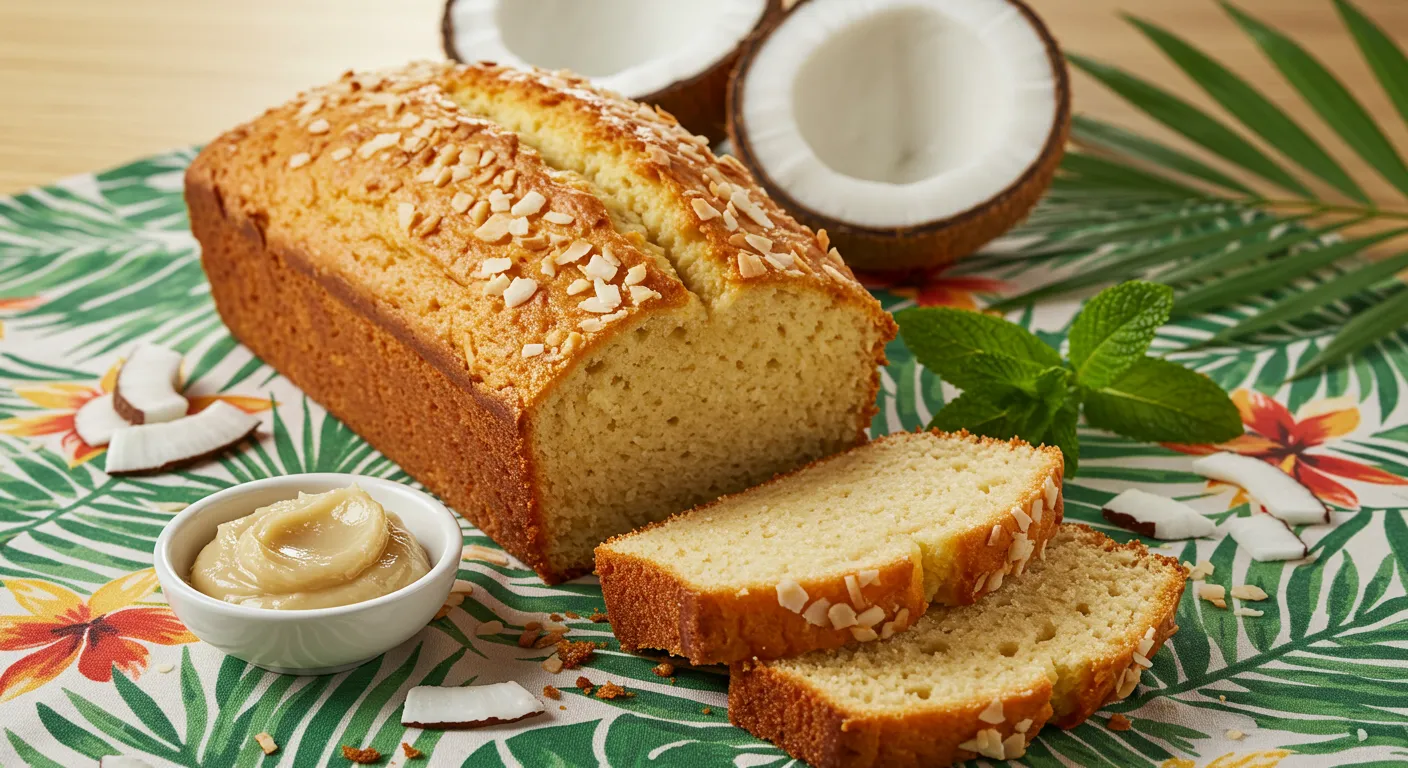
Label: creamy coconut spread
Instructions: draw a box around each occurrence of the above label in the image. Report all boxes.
[190,485,430,609]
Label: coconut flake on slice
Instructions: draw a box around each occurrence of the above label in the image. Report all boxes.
[1102,488,1216,540]
[105,402,259,475]
[402,682,545,729]
[1192,452,1329,525]
[443,0,771,140]
[728,0,1069,271]
[1227,515,1309,562]
[114,344,188,424]
[74,393,132,447]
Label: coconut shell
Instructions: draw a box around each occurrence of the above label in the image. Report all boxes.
[441,0,783,143]
[726,0,1071,273]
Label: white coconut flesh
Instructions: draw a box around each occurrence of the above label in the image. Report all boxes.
[739,0,1058,228]
[74,393,131,448]
[448,0,767,98]
[1102,488,1216,540]
[402,682,544,728]
[1227,515,1308,562]
[105,402,259,475]
[116,344,187,424]
[1192,452,1329,525]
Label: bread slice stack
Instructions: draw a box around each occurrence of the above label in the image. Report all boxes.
[595,432,1187,768]
[596,430,1066,663]
[730,525,1186,767]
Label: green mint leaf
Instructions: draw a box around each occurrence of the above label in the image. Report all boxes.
[1024,367,1074,444]
[1082,356,1243,443]
[1045,401,1081,477]
[929,390,1041,441]
[897,307,1062,392]
[1068,280,1175,389]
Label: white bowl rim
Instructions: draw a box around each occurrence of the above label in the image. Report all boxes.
[154,472,462,622]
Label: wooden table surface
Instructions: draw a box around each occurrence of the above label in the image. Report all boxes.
[2,0,1407,204]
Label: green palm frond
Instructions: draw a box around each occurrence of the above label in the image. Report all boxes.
[994,0,1408,380]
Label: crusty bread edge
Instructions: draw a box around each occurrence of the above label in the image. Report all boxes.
[596,430,1065,664]
[726,524,1188,768]
[185,162,565,580]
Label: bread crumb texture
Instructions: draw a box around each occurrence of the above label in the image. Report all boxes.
[605,431,1060,595]
[188,61,893,579]
[729,525,1186,768]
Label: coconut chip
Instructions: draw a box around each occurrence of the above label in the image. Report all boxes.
[1185,560,1215,581]
[1230,584,1269,601]
[1192,452,1329,525]
[105,402,259,475]
[254,732,278,755]
[1102,489,1216,540]
[1227,515,1308,562]
[74,394,131,448]
[114,344,188,424]
[401,682,545,729]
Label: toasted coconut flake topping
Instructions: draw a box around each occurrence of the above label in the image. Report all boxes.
[978,698,1005,724]
[802,597,831,626]
[828,602,858,629]
[776,578,808,613]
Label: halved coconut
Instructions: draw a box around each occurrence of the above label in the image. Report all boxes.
[105,401,260,475]
[74,393,131,448]
[114,344,187,424]
[402,682,544,729]
[442,0,777,141]
[727,0,1069,271]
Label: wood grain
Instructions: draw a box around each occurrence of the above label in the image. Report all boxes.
[2,0,1406,206]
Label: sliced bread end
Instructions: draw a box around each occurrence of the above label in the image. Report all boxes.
[728,525,1186,768]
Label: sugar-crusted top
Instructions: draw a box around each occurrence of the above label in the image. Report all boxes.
[189,61,879,409]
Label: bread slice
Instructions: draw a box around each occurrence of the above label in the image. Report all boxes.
[595,430,1065,664]
[729,525,1186,768]
[186,62,893,582]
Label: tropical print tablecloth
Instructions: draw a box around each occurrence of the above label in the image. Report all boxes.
[1,152,1406,768]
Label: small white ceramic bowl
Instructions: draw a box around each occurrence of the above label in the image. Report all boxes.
[154,473,462,675]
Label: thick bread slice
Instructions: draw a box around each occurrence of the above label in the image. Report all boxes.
[595,431,1065,664]
[729,525,1186,768]
[187,62,893,582]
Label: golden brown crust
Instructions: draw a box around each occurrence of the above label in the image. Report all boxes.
[188,61,893,583]
[727,525,1187,768]
[596,430,1065,664]
[446,63,892,316]
[186,166,560,580]
[725,0,1071,273]
[598,548,926,665]
[729,660,1053,768]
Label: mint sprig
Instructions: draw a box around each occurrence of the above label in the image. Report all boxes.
[896,280,1243,475]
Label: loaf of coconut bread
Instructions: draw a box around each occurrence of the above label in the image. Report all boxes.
[730,525,1187,768]
[185,61,895,582]
[596,430,1065,663]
